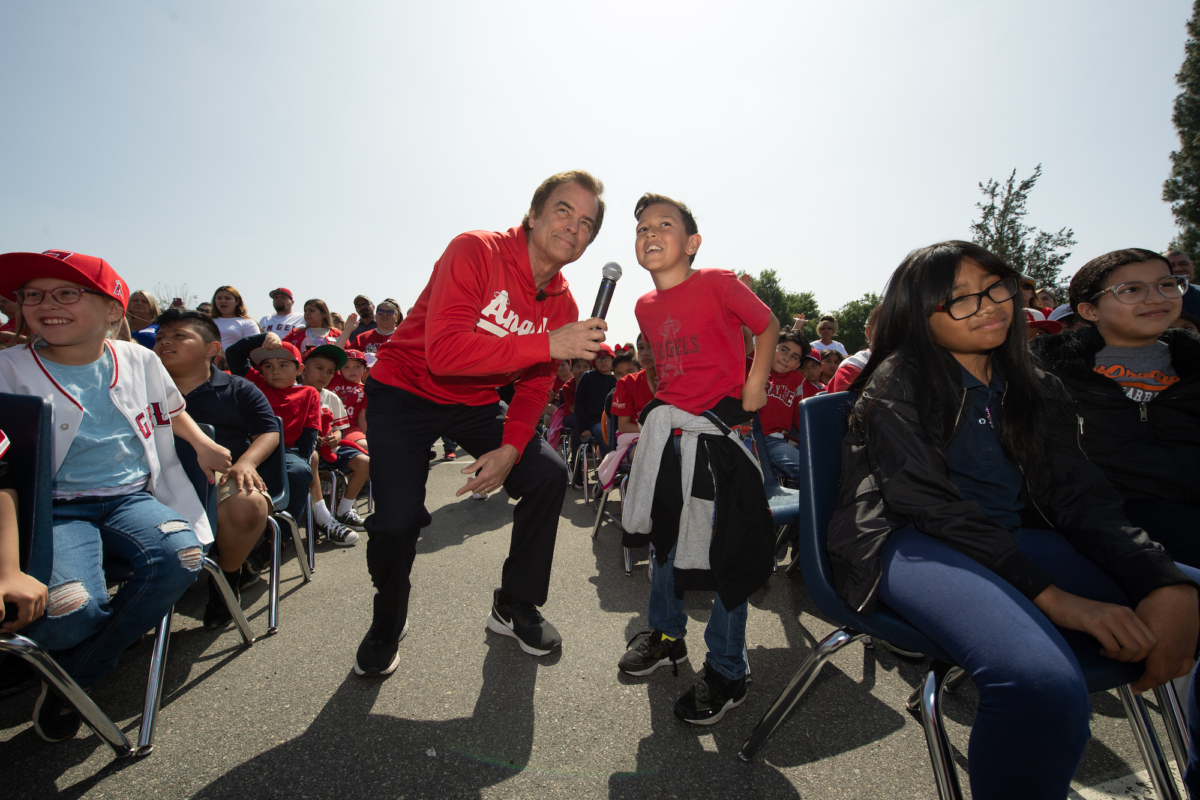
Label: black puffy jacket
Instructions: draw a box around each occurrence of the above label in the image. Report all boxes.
[1030,325,1200,509]
[826,355,1192,615]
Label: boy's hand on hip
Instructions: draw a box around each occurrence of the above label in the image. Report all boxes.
[548,319,606,362]
[741,383,768,413]
[457,445,519,497]
[1133,584,1199,693]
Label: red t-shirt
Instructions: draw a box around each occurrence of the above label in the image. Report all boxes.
[559,376,577,410]
[327,373,366,430]
[634,269,772,415]
[283,327,343,355]
[799,378,823,400]
[351,327,396,355]
[760,370,804,435]
[611,370,655,425]
[242,368,321,447]
[370,226,579,453]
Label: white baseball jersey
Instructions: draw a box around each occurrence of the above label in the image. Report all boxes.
[259,312,305,336]
[0,339,212,545]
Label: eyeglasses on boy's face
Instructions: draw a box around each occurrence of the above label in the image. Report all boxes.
[15,286,108,306]
[1090,275,1190,305]
[935,275,1019,320]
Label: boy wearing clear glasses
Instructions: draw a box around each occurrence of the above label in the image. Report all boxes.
[1031,248,1200,567]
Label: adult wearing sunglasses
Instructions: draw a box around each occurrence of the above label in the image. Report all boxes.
[1032,248,1200,568]
[345,298,403,356]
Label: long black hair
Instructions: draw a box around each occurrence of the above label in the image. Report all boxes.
[851,240,1053,483]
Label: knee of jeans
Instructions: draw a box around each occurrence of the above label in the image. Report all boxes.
[46,580,91,618]
[1001,665,1091,734]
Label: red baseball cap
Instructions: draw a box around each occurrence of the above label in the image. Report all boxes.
[0,249,130,311]
[803,352,822,365]
[269,288,294,299]
[595,343,615,359]
[344,349,368,365]
[1025,308,1063,336]
[250,341,303,366]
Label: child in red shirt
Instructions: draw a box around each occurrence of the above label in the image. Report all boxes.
[759,330,809,482]
[328,349,369,448]
[617,193,779,727]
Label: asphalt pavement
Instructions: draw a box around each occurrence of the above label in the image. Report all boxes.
[0,456,1179,799]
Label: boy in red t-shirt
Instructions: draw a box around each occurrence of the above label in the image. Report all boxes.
[617,193,779,727]
[759,330,809,483]
[224,333,321,527]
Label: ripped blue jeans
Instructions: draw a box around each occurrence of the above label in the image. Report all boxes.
[21,492,204,688]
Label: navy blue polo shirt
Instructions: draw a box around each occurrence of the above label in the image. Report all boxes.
[184,365,277,463]
[943,364,1025,531]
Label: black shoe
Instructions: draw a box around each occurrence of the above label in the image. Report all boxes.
[245,538,272,576]
[0,654,36,699]
[33,682,82,743]
[618,630,688,677]
[674,662,747,726]
[203,572,239,630]
[353,622,408,677]
[486,589,561,656]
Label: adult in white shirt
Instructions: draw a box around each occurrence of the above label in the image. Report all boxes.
[809,314,847,357]
[259,287,306,336]
[211,285,262,351]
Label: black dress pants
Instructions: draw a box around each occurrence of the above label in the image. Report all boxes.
[363,378,568,641]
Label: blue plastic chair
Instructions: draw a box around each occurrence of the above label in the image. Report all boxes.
[0,394,135,758]
[259,416,312,633]
[738,392,1191,800]
[749,416,799,572]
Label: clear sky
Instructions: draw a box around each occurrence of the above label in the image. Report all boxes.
[1,1,1193,343]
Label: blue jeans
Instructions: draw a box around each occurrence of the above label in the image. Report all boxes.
[763,436,799,483]
[649,544,748,680]
[283,451,313,523]
[21,492,204,688]
[879,525,1200,800]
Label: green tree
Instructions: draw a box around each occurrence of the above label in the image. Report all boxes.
[831,293,881,354]
[970,164,1076,293]
[751,270,820,334]
[1164,1,1200,254]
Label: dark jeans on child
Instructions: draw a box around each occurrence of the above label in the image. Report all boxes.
[363,379,567,643]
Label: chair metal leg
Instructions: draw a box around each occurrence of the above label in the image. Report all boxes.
[1154,681,1191,781]
[136,607,174,756]
[582,447,592,506]
[367,480,374,514]
[200,557,255,645]
[739,627,867,761]
[277,510,312,583]
[623,546,633,577]
[267,516,283,633]
[906,664,964,800]
[0,633,134,757]
[304,496,316,574]
[1118,684,1184,800]
[592,489,609,539]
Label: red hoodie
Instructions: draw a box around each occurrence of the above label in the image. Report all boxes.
[370,226,579,453]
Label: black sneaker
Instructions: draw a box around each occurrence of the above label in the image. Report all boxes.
[203,572,240,630]
[618,630,688,677]
[674,662,747,726]
[0,654,36,699]
[33,682,82,743]
[353,622,409,677]
[485,589,562,656]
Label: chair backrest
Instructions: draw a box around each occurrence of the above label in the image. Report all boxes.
[795,391,858,613]
[258,416,289,513]
[173,422,218,532]
[0,393,53,579]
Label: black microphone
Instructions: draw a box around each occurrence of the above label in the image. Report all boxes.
[591,262,622,320]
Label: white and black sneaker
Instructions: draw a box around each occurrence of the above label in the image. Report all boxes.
[618,630,688,676]
[674,662,747,726]
[320,518,359,547]
[336,507,368,531]
[353,622,410,677]
[485,589,562,656]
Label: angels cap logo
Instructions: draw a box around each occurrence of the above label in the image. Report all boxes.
[42,250,74,261]
[113,281,124,297]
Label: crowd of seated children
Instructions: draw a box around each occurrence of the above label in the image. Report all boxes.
[297,343,368,543]
[1030,248,1199,568]
[153,309,279,628]
[759,330,809,482]
[282,298,342,355]
[224,333,322,555]
[574,343,617,458]
[616,193,779,727]
[0,251,230,742]
[831,240,1200,799]
[210,286,262,351]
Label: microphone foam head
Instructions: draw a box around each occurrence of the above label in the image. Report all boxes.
[602,262,623,281]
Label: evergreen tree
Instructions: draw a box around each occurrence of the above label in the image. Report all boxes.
[1164,0,1200,254]
[970,164,1076,291]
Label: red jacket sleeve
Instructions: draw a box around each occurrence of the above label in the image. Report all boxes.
[502,360,556,456]
[424,234,553,378]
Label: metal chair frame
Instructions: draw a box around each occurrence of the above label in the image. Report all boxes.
[263,417,313,631]
[738,392,1191,800]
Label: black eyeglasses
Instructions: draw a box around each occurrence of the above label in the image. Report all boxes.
[935,276,1019,320]
[16,286,108,306]
[1090,276,1189,305]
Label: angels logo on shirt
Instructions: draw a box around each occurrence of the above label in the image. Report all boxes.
[477,290,550,338]
[654,314,699,381]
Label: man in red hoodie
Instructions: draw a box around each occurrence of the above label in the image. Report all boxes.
[355,170,609,676]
